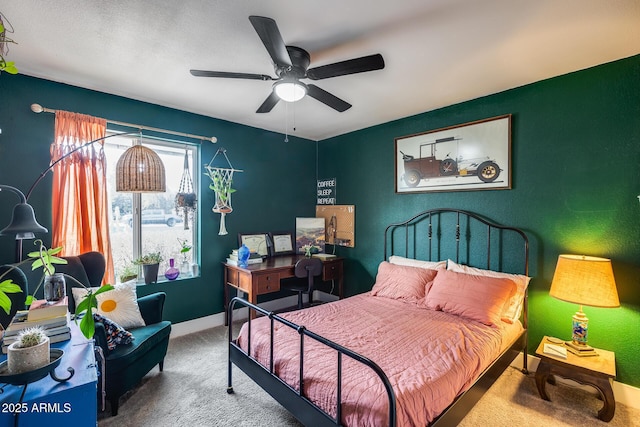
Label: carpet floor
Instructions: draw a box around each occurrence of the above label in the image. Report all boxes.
[98,325,639,427]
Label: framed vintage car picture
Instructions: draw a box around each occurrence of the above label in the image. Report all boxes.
[395,114,511,193]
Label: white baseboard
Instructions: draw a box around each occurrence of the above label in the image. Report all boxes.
[171,298,640,411]
[510,353,640,410]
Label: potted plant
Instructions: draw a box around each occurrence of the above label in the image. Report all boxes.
[7,326,49,374]
[0,240,113,340]
[119,263,138,283]
[134,252,163,285]
[178,238,192,276]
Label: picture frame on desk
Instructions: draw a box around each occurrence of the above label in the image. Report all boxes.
[269,231,294,256]
[238,232,271,257]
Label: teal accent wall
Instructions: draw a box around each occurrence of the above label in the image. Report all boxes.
[1,55,639,388]
[318,55,640,387]
[0,74,318,324]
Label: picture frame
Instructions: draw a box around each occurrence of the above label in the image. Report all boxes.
[237,232,271,257]
[268,231,295,256]
[395,114,511,193]
[295,217,326,255]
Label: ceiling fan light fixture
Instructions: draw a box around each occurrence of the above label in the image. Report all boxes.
[274,80,307,102]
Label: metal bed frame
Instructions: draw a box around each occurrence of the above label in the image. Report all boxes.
[227,208,529,426]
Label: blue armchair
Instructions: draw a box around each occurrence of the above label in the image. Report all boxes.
[57,252,172,416]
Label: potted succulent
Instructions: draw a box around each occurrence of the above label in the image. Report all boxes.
[134,252,163,284]
[119,263,138,283]
[7,326,50,374]
[0,240,113,340]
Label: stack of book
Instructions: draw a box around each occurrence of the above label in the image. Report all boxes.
[226,249,262,266]
[312,253,336,259]
[2,297,71,353]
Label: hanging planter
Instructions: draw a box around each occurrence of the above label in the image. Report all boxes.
[204,147,242,235]
[175,148,197,230]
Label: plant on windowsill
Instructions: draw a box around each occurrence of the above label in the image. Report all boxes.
[119,263,138,283]
[178,238,192,276]
[134,252,163,285]
[0,240,114,340]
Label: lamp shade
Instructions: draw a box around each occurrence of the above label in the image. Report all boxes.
[115,145,166,192]
[549,254,619,308]
[0,185,48,240]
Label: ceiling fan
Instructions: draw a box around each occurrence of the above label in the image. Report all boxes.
[190,16,385,113]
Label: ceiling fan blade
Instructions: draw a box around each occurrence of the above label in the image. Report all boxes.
[256,91,280,113]
[306,54,385,80]
[306,84,351,112]
[190,70,273,81]
[248,16,292,69]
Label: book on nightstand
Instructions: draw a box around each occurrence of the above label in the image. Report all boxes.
[543,343,567,359]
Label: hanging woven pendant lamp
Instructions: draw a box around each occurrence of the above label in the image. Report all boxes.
[116,144,166,192]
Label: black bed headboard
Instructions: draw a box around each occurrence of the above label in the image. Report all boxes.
[384,208,529,277]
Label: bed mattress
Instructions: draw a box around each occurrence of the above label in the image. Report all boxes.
[237,293,523,426]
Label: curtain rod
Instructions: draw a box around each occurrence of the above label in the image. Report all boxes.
[30,103,217,143]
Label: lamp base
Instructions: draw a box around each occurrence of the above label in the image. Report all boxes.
[565,340,594,352]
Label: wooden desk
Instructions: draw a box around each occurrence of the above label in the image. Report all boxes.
[223,255,343,323]
[535,336,616,422]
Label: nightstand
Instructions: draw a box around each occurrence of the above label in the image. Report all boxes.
[535,336,616,422]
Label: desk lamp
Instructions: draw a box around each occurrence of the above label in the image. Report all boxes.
[549,254,619,350]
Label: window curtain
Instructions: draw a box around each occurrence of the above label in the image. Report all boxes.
[51,111,114,285]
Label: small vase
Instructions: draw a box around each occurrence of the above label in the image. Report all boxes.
[238,244,250,268]
[44,273,66,303]
[164,258,180,281]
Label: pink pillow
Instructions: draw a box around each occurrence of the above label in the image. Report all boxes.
[371,261,438,305]
[425,269,516,327]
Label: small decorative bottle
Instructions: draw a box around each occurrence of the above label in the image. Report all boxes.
[238,244,250,268]
[164,258,180,281]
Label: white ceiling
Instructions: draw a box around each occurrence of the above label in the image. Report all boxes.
[2,1,639,141]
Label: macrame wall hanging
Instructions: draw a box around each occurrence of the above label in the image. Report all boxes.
[175,148,197,230]
[204,147,242,235]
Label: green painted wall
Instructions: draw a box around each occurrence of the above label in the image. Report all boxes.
[2,55,639,388]
[0,74,318,324]
[318,55,640,387]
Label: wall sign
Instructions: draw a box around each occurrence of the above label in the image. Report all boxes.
[317,178,336,205]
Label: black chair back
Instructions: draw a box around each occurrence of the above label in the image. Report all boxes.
[55,252,106,313]
[294,258,323,294]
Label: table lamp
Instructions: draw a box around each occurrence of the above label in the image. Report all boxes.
[549,254,619,350]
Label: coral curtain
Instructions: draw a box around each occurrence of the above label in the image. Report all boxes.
[51,111,114,285]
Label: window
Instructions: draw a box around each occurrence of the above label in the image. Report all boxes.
[104,134,199,282]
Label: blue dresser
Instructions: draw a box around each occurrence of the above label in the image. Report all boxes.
[0,323,98,426]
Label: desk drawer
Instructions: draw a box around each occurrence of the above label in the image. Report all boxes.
[227,269,251,293]
[256,273,280,294]
[323,261,342,281]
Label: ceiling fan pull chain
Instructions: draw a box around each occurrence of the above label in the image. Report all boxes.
[284,100,289,142]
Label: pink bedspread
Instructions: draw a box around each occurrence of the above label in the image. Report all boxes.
[237,293,522,426]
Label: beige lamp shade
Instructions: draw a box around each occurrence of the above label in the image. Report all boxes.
[549,254,620,308]
[116,145,166,192]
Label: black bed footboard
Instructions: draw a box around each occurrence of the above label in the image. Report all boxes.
[227,297,397,427]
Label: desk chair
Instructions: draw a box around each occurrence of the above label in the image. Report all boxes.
[282,258,323,309]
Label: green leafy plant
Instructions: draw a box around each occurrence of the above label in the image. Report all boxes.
[16,326,47,348]
[0,240,114,339]
[0,13,19,75]
[119,263,138,283]
[133,252,163,265]
[178,238,192,255]
[204,167,236,206]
